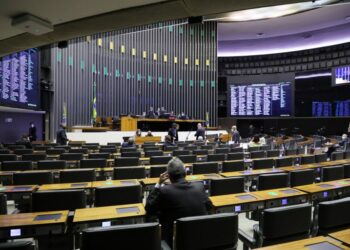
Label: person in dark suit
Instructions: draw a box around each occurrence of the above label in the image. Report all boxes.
[122,137,136,148]
[145,158,213,246]
[163,135,175,149]
[56,124,68,145]
[147,107,156,119]
[231,125,240,144]
[168,123,178,142]
[194,123,205,140]
[28,122,37,142]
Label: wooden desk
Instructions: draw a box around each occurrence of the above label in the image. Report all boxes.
[257,236,350,249]
[295,179,350,201]
[39,182,93,191]
[0,185,37,193]
[141,174,223,186]
[92,180,139,188]
[135,136,162,145]
[210,188,308,213]
[221,168,285,178]
[121,117,205,131]
[329,229,350,246]
[73,203,145,226]
[280,159,350,172]
[71,126,111,132]
[0,210,68,240]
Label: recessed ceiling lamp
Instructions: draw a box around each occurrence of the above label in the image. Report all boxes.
[205,0,339,22]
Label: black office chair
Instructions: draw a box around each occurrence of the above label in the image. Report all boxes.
[59,169,96,183]
[300,155,316,165]
[68,141,84,147]
[344,151,350,159]
[192,162,219,174]
[192,149,208,156]
[37,160,67,170]
[316,197,350,235]
[315,153,328,163]
[69,148,88,154]
[215,148,230,154]
[46,148,66,155]
[164,146,179,152]
[149,165,167,177]
[207,154,226,162]
[250,151,266,159]
[94,184,142,206]
[22,153,47,161]
[89,153,110,159]
[256,173,289,190]
[253,159,274,170]
[184,145,197,151]
[172,150,191,157]
[239,203,312,248]
[285,149,297,156]
[222,160,245,172]
[83,145,99,151]
[7,145,26,150]
[33,145,50,151]
[0,149,10,154]
[13,171,54,185]
[344,164,350,178]
[107,142,120,147]
[0,193,7,215]
[248,147,261,152]
[80,159,107,168]
[59,153,83,161]
[171,213,238,250]
[143,147,161,152]
[331,152,344,161]
[290,169,315,187]
[231,147,243,153]
[32,189,87,212]
[80,223,161,250]
[142,143,156,148]
[266,150,280,157]
[176,142,189,148]
[200,145,213,150]
[144,150,163,157]
[275,157,294,167]
[150,156,172,165]
[0,154,17,162]
[115,157,140,167]
[178,155,196,164]
[121,151,141,158]
[113,166,146,180]
[210,177,245,196]
[55,145,71,150]
[0,241,34,250]
[218,144,230,148]
[226,153,244,161]
[14,149,33,155]
[1,161,33,171]
[321,165,344,182]
[99,148,117,154]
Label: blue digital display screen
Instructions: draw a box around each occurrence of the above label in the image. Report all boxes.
[229,82,293,117]
[282,199,288,205]
[0,48,40,110]
[234,205,241,212]
[312,102,332,117]
[323,191,328,198]
[334,65,350,85]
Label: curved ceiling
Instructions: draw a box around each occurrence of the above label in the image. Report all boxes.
[218,3,350,56]
[0,0,319,57]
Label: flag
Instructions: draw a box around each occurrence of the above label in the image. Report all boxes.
[62,102,67,126]
[92,81,97,124]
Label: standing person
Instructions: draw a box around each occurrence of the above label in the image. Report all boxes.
[194,123,205,140]
[231,125,240,144]
[248,124,255,138]
[145,158,213,246]
[28,122,37,142]
[168,123,178,142]
[56,124,68,145]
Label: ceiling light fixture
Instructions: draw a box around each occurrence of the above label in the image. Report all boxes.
[12,14,53,35]
[205,0,339,22]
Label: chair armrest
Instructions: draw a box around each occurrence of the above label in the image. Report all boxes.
[161,240,172,250]
[238,228,256,249]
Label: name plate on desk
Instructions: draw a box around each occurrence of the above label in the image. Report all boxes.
[120,181,137,186]
[280,189,299,194]
[116,207,140,214]
[11,186,32,192]
[236,194,257,200]
[318,184,334,188]
[306,242,343,250]
[34,213,62,221]
[70,183,88,187]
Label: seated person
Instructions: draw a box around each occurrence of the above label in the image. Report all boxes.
[16,134,32,148]
[178,111,188,120]
[122,137,136,148]
[145,158,213,246]
[146,130,153,137]
[248,135,261,147]
[163,135,175,148]
[135,129,142,137]
[147,107,156,119]
[259,134,266,145]
[326,134,348,158]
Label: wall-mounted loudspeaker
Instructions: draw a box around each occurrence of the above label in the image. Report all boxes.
[57,41,68,49]
[188,16,203,24]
